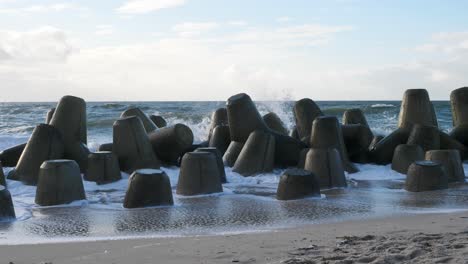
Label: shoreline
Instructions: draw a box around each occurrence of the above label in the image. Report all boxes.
[2,210,467,263]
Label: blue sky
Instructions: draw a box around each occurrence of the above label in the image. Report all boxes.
[0,0,467,101]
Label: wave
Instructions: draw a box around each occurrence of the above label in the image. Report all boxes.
[371,103,396,108]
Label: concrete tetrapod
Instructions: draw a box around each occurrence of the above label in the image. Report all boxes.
[208,108,228,141]
[148,124,194,165]
[272,131,307,167]
[9,124,64,185]
[304,148,347,189]
[368,128,411,165]
[405,161,448,192]
[439,131,468,160]
[450,87,468,127]
[98,143,113,152]
[342,124,373,163]
[124,169,173,208]
[425,150,465,183]
[369,135,384,150]
[195,147,227,183]
[45,108,55,124]
[398,89,438,129]
[49,95,89,172]
[226,93,268,143]
[232,130,275,176]
[149,115,167,128]
[276,168,320,200]
[85,151,122,184]
[293,98,323,141]
[342,108,369,127]
[113,116,161,173]
[35,160,86,206]
[263,112,289,135]
[0,185,15,219]
[391,144,424,174]
[222,141,244,167]
[121,107,158,133]
[0,143,26,168]
[309,116,358,173]
[0,162,5,188]
[449,123,468,148]
[208,125,231,155]
[407,124,440,152]
[297,148,310,169]
[177,152,223,195]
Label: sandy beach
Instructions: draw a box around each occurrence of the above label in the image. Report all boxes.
[1,211,466,264]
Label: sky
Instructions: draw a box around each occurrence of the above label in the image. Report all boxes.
[0,0,467,101]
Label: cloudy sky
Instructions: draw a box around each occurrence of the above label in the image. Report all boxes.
[0,0,467,101]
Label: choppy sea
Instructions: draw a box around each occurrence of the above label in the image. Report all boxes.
[0,100,466,244]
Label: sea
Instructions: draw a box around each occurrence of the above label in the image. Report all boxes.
[0,100,466,244]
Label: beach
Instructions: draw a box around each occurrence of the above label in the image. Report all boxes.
[1,211,467,264]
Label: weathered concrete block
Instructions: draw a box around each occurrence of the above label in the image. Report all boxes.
[195,147,227,183]
[342,124,373,163]
[177,152,223,195]
[121,107,158,133]
[208,125,231,155]
[45,108,55,124]
[368,128,411,165]
[398,89,438,128]
[148,124,194,164]
[405,161,448,192]
[0,162,5,188]
[113,116,161,173]
[263,112,288,135]
[425,150,465,183]
[449,124,468,151]
[290,126,299,140]
[35,160,86,206]
[276,169,320,200]
[391,144,424,174]
[85,152,122,184]
[149,115,167,128]
[272,132,307,167]
[450,87,468,127]
[440,131,467,160]
[208,108,228,141]
[309,116,358,173]
[227,93,268,143]
[49,95,88,172]
[293,98,323,141]
[304,148,347,189]
[222,141,244,167]
[407,124,440,152]
[343,108,369,127]
[233,130,275,176]
[0,186,15,219]
[10,124,64,185]
[98,143,113,152]
[124,169,173,208]
[297,148,310,169]
[0,143,26,168]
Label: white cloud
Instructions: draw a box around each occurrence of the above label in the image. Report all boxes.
[0,26,73,62]
[173,22,219,37]
[228,20,248,27]
[95,25,115,36]
[2,25,466,102]
[0,3,82,14]
[116,0,186,14]
[277,16,292,23]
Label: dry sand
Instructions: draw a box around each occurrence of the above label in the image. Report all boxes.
[1,211,467,264]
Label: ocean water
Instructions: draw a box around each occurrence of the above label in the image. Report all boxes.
[0,100,466,244]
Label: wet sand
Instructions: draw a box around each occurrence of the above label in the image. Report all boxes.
[1,211,467,264]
